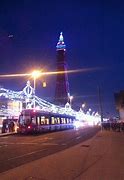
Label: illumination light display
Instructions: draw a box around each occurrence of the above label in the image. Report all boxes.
[0,82,101,126]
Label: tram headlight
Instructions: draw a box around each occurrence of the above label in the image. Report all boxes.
[74,121,83,128]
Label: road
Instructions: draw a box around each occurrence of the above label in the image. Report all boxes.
[0,126,100,173]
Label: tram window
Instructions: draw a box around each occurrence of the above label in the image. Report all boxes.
[51,117,55,124]
[55,118,59,124]
[62,118,66,124]
[57,118,60,124]
[55,118,57,124]
[36,117,40,125]
[24,115,31,125]
[64,118,66,123]
[65,118,67,124]
[61,118,64,124]
[19,115,24,125]
[45,118,49,124]
[41,116,45,124]
[67,118,69,123]
[32,116,36,124]
[61,118,63,124]
[52,118,59,124]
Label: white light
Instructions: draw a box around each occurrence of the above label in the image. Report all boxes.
[31,70,41,78]
[82,103,86,108]
[74,121,84,129]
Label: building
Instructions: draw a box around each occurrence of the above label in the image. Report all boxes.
[0,97,22,130]
[114,90,124,120]
[54,32,70,106]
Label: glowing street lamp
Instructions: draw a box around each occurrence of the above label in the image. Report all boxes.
[69,95,73,107]
[31,70,42,108]
[82,103,86,109]
[88,108,92,115]
[81,103,86,113]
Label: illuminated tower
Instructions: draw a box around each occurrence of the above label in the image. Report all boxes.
[54,32,70,106]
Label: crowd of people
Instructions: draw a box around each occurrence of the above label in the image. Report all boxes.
[2,119,16,133]
[102,120,124,132]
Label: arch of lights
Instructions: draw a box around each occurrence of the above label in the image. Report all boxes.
[0,81,101,125]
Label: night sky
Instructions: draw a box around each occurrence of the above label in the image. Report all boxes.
[0,0,123,117]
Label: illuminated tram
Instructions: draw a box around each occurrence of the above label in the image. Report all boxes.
[17,109,75,134]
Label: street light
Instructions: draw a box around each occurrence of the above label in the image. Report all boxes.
[82,103,86,110]
[69,95,73,107]
[88,108,92,115]
[31,70,42,109]
[82,103,86,109]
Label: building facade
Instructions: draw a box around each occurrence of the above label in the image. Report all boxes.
[114,90,124,120]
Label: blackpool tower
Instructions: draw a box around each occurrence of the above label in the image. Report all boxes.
[54,32,70,106]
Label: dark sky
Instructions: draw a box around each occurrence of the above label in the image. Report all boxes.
[0,0,124,117]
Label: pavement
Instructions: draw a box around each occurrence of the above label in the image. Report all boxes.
[0,130,124,180]
[0,131,17,137]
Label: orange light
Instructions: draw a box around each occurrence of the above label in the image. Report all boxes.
[43,81,46,87]
[31,70,42,78]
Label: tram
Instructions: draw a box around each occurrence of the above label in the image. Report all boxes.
[17,109,75,134]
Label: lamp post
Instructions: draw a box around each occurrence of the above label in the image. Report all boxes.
[98,85,103,131]
[82,103,86,112]
[31,70,41,109]
[82,103,86,108]
[89,108,92,115]
[69,95,73,108]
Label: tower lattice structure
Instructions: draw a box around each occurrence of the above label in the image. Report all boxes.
[54,32,70,106]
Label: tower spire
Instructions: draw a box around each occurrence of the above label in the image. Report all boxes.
[59,32,64,42]
[56,32,66,50]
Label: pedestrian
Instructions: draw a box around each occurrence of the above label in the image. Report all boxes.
[2,120,7,133]
[10,121,15,132]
